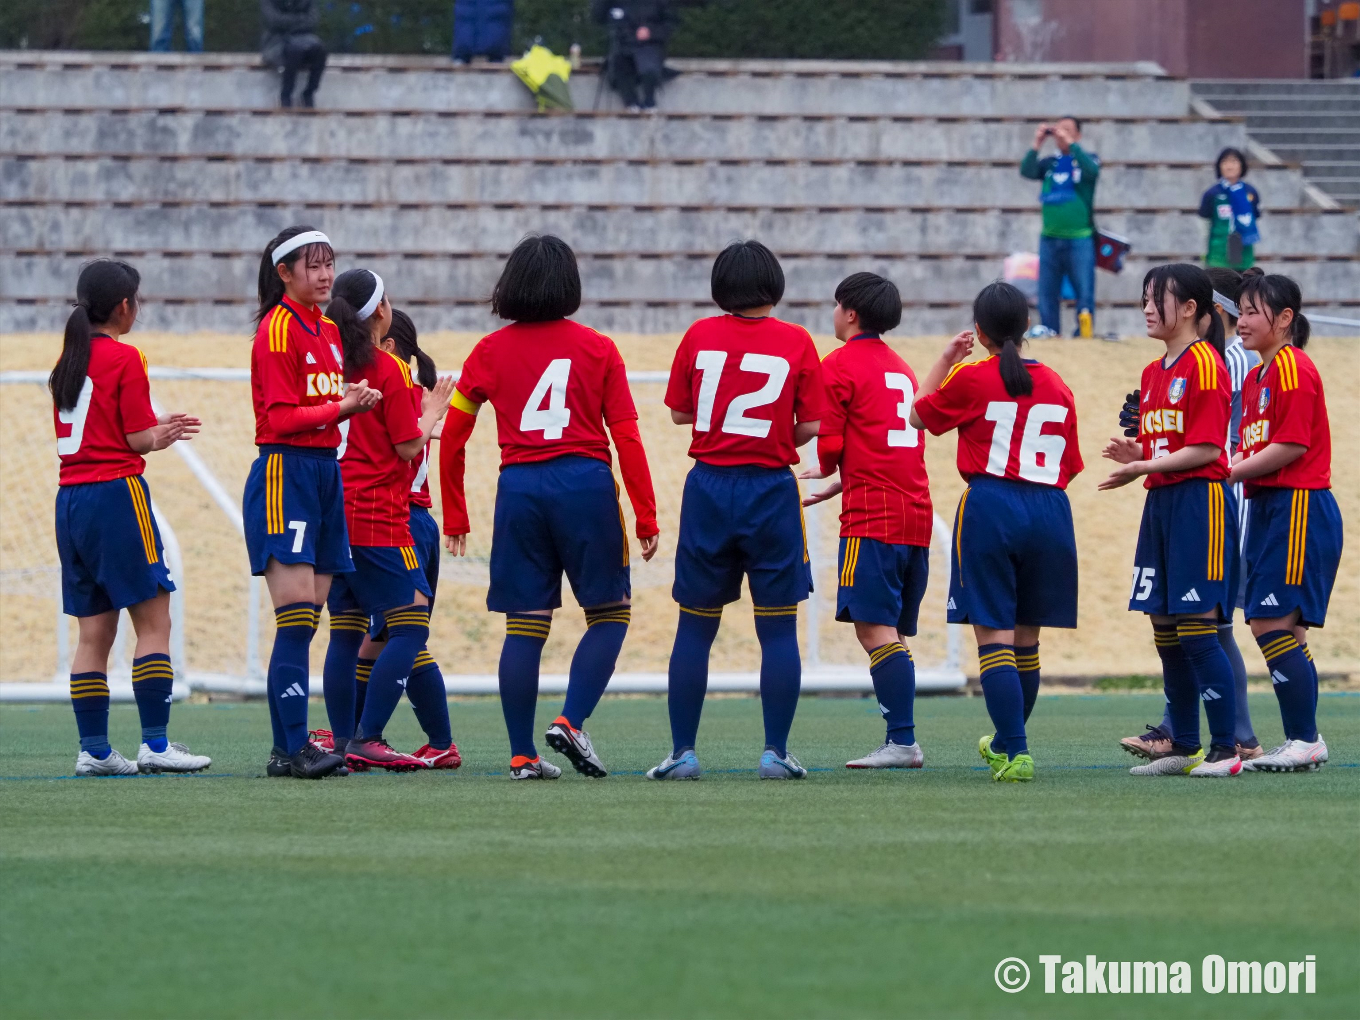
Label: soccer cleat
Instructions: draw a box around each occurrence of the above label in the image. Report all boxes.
[994,753,1035,782]
[137,742,211,774]
[646,750,701,780]
[509,755,561,780]
[846,741,923,769]
[544,717,607,778]
[1119,723,1174,760]
[1129,747,1205,776]
[75,748,138,777]
[309,729,335,753]
[1188,747,1243,777]
[413,743,462,769]
[266,747,293,777]
[290,743,346,779]
[345,737,430,773]
[758,749,807,779]
[1243,737,1328,773]
[978,734,1008,776]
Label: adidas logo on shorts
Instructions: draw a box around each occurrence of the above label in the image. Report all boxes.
[947,598,957,610]
[279,683,306,698]
[1260,593,1280,607]
[1180,589,1201,602]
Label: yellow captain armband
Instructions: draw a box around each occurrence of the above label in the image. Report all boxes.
[450,389,481,415]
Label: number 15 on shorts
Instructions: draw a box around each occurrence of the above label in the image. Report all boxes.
[1131,566,1155,602]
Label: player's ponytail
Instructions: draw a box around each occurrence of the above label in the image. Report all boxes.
[327,268,382,377]
[1143,263,1225,360]
[1239,272,1310,349]
[386,308,437,389]
[256,224,334,331]
[50,259,140,412]
[972,281,1033,398]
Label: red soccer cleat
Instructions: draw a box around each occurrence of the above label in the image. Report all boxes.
[309,729,335,753]
[414,743,462,769]
[345,737,430,773]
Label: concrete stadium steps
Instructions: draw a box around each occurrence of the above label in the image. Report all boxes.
[0,108,1248,163]
[7,201,1354,256]
[0,154,1323,209]
[1,52,1189,117]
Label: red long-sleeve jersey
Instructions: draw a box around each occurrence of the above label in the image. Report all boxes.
[251,297,346,448]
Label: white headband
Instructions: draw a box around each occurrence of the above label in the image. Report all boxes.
[271,230,331,265]
[1212,290,1239,317]
[357,272,385,321]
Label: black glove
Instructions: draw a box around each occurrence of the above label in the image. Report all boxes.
[1119,391,1139,437]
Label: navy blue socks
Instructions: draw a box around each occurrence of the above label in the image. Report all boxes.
[71,671,111,758]
[322,610,367,742]
[1218,623,1256,746]
[1177,619,1237,752]
[979,644,1026,758]
[562,606,630,729]
[354,656,374,727]
[357,605,429,741]
[407,648,452,750]
[867,642,915,746]
[131,652,173,752]
[1015,644,1041,723]
[499,613,551,759]
[667,606,721,755]
[269,602,318,755]
[1154,623,1200,750]
[754,606,801,758]
[1258,630,1318,742]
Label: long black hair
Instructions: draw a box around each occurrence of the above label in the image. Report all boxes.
[386,309,437,389]
[973,281,1032,398]
[1239,272,1311,349]
[255,224,334,329]
[327,268,382,377]
[1142,263,1225,360]
[50,259,141,412]
[491,234,581,322]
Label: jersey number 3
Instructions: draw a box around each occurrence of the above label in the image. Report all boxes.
[521,359,572,441]
[983,401,1068,484]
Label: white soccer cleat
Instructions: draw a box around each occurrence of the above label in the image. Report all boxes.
[758,749,807,779]
[1243,737,1328,773]
[509,756,562,780]
[543,719,608,777]
[646,750,701,780]
[1129,749,1205,776]
[75,748,138,776]
[1188,752,1243,777]
[138,742,212,773]
[846,741,923,769]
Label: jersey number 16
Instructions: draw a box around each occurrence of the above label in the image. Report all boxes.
[983,401,1069,484]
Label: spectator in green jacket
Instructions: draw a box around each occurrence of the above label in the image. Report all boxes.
[1199,147,1261,270]
[1020,117,1100,337]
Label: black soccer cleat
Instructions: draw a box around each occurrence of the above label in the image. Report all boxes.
[290,743,346,779]
[266,747,293,777]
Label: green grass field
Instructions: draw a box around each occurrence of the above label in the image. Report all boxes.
[2,693,1357,1019]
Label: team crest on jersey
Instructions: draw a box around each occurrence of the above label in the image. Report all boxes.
[1258,386,1271,413]
[1167,377,1187,404]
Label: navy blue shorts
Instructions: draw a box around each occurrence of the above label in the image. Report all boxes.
[1129,478,1239,620]
[367,504,442,639]
[328,544,433,619]
[489,455,630,613]
[56,475,176,617]
[243,445,352,577]
[949,476,1077,630]
[836,537,929,636]
[673,461,812,609]
[1243,487,1343,628]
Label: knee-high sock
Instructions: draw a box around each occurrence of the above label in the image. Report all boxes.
[407,649,451,749]
[131,653,174,752]
[269,602,319,755]
[1154,624,1200,750]
[1302,641,1319,713]
[1015,643,1041,723]
[499,614,551,759]
[979,644,1025,757]
[1177,619,1237,752]
[668,606,721,754]
[70,671,111,757]
[1218,623,1255,746]
[868,642,915,745]
[357,606,429,741]
[322,611,367,741]
[1257,630,1317,743]
[562,606,630,729]
[755,606,801,758]
[354,656,374,728]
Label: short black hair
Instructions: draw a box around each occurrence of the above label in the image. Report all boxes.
[711,240,785,312]
[834,272,902,334]
[1059,115,1082,133]
[491,234,581,322]
[1214,146,1249,179]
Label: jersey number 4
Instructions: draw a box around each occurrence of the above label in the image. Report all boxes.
[983,401,1069,484]
[521,359,572,441]
[694,351,790,438]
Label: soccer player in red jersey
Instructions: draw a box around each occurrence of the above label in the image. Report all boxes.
[801,273,932,770]
[1100,264,1243,778]
[245,226,381,779]
[1232,274,1342,772]
[648,240,827,781]
[912,282,1082,782]
[321,272,455,772]
[439,235,659,779]
[50,260,210,776]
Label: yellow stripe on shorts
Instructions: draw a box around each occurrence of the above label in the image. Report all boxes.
[125,477,159,564]
[1287,489,1309,586]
